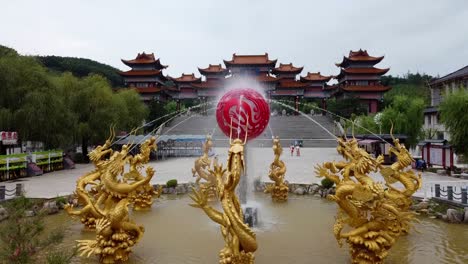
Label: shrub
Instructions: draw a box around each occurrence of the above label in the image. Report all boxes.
[55,196,67,206]
[0,196,69,264]
[166,179,178,188]
[321,178,335,189]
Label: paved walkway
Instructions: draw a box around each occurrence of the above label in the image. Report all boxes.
[1,148,467,199]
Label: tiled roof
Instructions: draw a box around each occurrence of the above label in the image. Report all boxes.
[300,72,333,82]
[342,85,391,92]
[272,63,303,74]
[198,64,228,74]
[430,65,468,85]
[342,67,389,74]
[336,49,384,67]
[119,70,163,76]
[278,79,308,88]
[224,53,277,65]
[171,73,201,83]
[121,52,167,68]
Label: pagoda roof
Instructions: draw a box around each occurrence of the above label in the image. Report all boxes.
[134,87,162,94]
[336,49,384,67]
[191,79,223,89]
[121,52,167,69]
[300,72,333,82]
[272,63,303,74]
[278,79,308,88]
[256,75,280,82]
[342,85,391,92]
[119,69,163,77]
[336,67,389,79]
[224,53,277,66]
[171,73,201,83]
[198,64,228,75]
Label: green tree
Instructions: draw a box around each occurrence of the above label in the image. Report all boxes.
[71,75,121,161]
[147,100,168,131]
[114,89,149,131]
[439,89,468,157]
[354,115,379,134]
[381,72,433,106]
[36,55,124,87]
[327,96,367,119]
[380,95,425,148]
[164,101,178,113]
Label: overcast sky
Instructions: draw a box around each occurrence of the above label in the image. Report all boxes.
[1,0,467,78]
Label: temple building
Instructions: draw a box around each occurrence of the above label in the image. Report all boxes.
[334,49,390,113]
[119,50,391,113]
[119,52,169,102]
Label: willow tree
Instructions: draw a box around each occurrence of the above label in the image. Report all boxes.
[381,95,425,148]
[439,89,468,157]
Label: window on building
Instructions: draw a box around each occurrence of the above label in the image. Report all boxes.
[427,116,431,125]
[356,80,368,86]
[437,132,444,140]
[135,83,149,88]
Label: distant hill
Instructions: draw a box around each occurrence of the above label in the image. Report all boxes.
[36,55,124,87]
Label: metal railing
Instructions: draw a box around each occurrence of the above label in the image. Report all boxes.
[0,183,24,200]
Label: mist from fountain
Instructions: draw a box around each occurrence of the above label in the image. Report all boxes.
[216,76,271,227]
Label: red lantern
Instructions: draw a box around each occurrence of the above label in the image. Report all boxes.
[216,88,270,140]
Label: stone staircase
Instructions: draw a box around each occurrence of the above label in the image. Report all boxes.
[160,114,338,148]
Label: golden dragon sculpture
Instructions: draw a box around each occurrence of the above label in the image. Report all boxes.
[190,125,257,264]
[264,136,288,202]
[315,135,421,264]
[66,131,160,263]
[192,135,217,200]
[125,136,162,210]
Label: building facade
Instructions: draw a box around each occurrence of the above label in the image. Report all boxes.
[423,65,468,140]
[119,50,391,112]
[333,49,390,113]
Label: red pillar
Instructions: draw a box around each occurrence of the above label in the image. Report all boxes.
[449,147,454,170]
[426,143,431,166]
[321,99,327,114]
[369,100,378,113]
[442,146,446,169]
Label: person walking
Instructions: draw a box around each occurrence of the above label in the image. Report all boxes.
[290,144,294,156]
[295,145,300,157]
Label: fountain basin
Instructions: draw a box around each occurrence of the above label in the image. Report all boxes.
[49,192,468,263]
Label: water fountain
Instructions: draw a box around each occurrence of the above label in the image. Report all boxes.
[59,85,468,264]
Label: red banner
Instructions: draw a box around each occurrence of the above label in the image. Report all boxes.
[0,131,18,145]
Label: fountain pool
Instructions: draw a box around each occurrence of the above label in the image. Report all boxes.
[51,193,468,264]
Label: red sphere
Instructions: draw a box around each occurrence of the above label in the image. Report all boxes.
[216,88,270,140]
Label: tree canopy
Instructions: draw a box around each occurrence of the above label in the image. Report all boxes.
[0,45,148,157]
[439,89,468,157]
[36,55,124,87]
